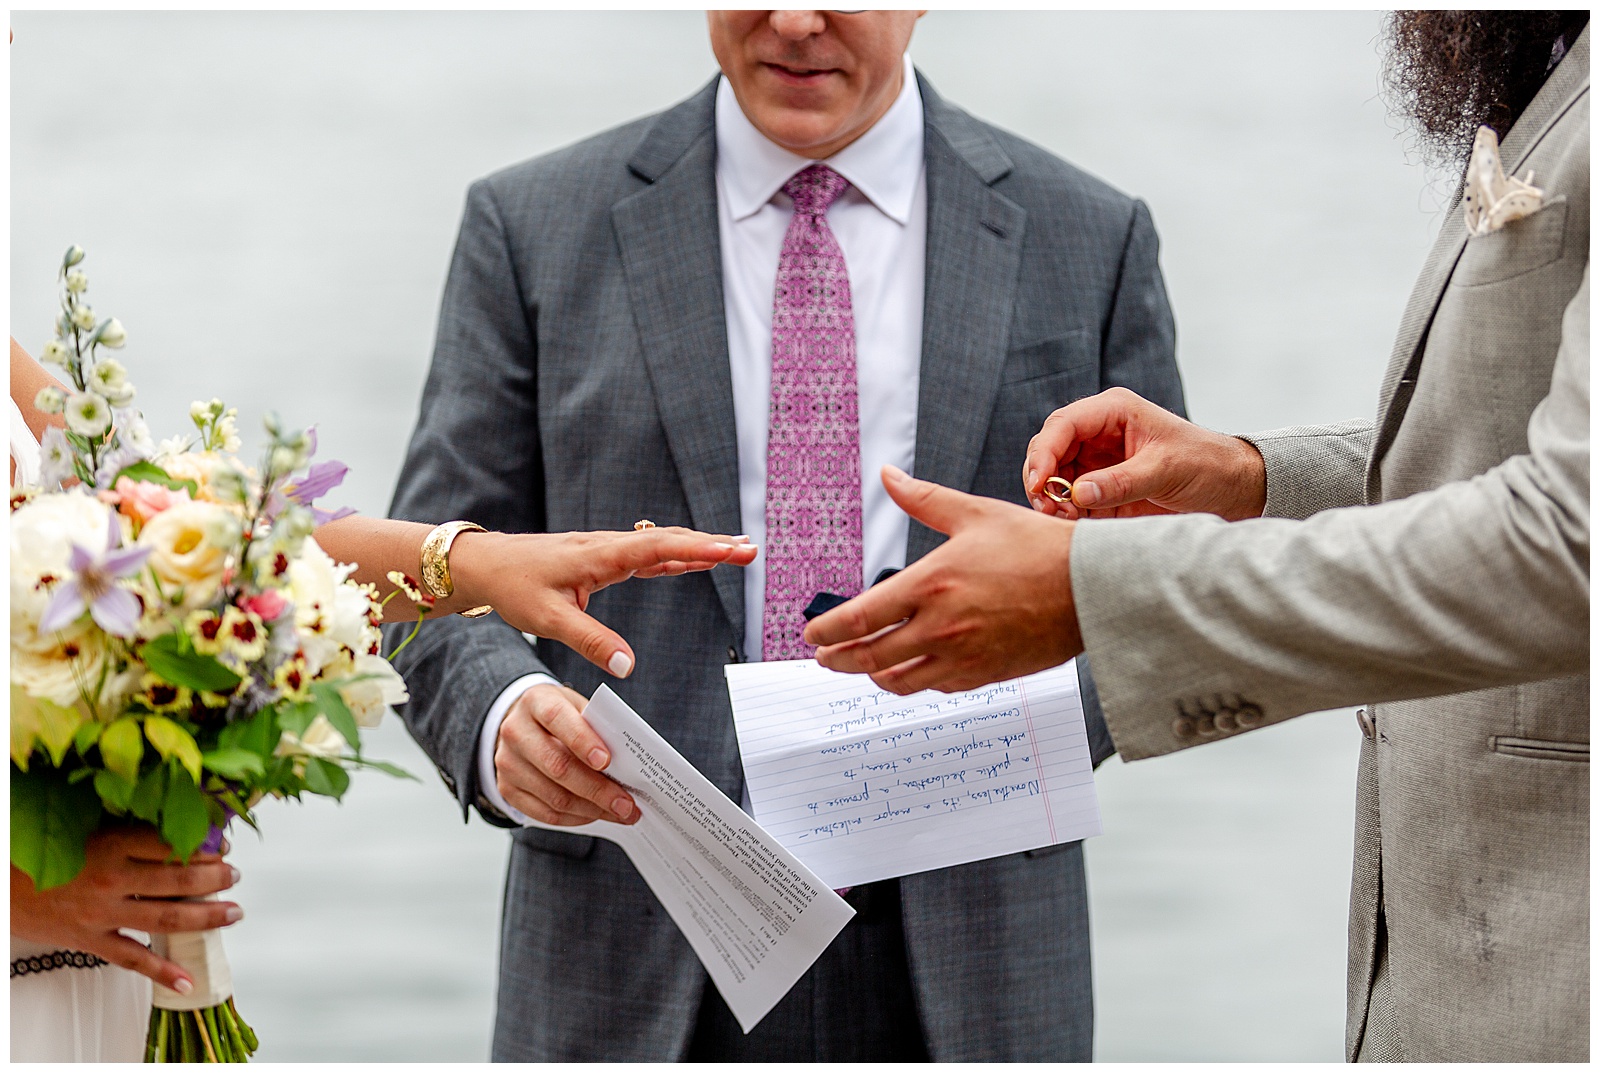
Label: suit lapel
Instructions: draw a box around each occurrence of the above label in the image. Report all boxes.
[1368,29,1590,494]
[907,74,1026,562]
[611,81,747,640]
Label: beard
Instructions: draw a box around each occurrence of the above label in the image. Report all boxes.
[1382,10,1590,169]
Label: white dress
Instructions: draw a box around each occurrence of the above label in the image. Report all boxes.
[9,396,152,1062]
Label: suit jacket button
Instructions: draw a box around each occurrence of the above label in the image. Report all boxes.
[1214,711,1237,733]
[1172,716,1197,739]
[727,646,740,662]
[1235,702,1264,729]
[1194,714,1218,737]
[1356,707,1376,741]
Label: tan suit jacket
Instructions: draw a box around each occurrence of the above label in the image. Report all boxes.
[1071,31,1589,1062]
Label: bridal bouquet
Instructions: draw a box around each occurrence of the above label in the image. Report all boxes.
[10,247,416,1062]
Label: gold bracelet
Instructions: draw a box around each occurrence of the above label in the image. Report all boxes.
[420,521,494,618]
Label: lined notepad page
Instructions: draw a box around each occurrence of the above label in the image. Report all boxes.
[725,660,1102,889]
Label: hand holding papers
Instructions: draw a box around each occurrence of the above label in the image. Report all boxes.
[725,660,1101,889]
[520,686,853,1033]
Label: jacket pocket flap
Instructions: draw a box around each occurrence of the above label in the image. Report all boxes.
[1490,734,1589,762]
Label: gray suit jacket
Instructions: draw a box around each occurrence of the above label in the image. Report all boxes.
[1072,32,1589,1062]
[388,73,1184,1060]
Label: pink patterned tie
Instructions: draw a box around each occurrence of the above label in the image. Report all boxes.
[762,164,864,662]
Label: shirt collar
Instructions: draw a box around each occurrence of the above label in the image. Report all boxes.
[715,53,924,225]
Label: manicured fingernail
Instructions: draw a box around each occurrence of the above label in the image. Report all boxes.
[588,748,610,770]
[224,906,244,924]
[1030,496,1043,511]
[172,978,194,996]
[885,465,908,480]
[732,535,751,543]
[608,651,633,677]
[714,542,736,550]
[1075,480,1101,506]
[228,866,240,885]
[613,798,634,820]
[1027,469,1038,489]
[219,839,231,855]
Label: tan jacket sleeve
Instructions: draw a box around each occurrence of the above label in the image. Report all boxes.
[1072,269,1589,761]
[1242,421,1374,519]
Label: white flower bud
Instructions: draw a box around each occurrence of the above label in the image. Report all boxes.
[93,317,127,349]
[65,270,88,294]
[34,386,66,414]
[65,391,113,438]
[62,245,86,269]
[87,357,135,404]
[70,305,97,332]
[190,399,210,423]
[216,414,242,454]
[40,339,69,366]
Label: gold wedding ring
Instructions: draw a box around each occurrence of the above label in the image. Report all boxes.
[633,519,656,531]
[1043,476,1073,504]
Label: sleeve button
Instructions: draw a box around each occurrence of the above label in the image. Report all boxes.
[1172,716,1197,739]
[1235,702,1264,729]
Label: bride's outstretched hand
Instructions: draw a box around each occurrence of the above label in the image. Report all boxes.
[448,526,757,677]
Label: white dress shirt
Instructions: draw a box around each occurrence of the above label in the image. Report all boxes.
[480,56,927,824]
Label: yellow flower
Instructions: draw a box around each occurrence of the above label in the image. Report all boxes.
[139,673,193,714]
[274,654,310,701]
[186,609,227,654]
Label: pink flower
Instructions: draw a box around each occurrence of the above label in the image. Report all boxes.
[240,589,288,622]
[112,476,190,525]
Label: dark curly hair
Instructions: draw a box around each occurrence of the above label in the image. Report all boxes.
[1382,10,1590,169]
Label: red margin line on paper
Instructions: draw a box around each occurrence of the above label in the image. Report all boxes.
[1016,675,1057,844]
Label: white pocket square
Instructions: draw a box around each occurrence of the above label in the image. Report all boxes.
[1462,125,1544,237]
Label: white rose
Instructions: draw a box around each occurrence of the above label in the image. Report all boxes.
[286,538,371,673]
[275,714,347,761]
[10,493,116,643]
[11,625,105,708]
[338,653,408,728]
[138,500,240,609]
[64,391,113,438]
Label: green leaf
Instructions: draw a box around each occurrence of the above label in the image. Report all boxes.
[11,764,103,889]
[351,757,417,781]
[144,716,203,783]
[160,761,211,859]
[73,720,104,756]
[94,769,137,812]
[275,701,316,739]
[110,459,197,496]
[67,767,96,784]
[129,763,168,824]
[310,683,362,754]
[98,718,144,782]
[137,634,242,695]
[201,748,264,780]
[303,758,350,800]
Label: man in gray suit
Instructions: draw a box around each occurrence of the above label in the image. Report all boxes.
[808,12,1588,1062]
[388,10,1184,1062]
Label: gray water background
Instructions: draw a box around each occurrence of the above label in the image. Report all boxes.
[11,11,1450,1061]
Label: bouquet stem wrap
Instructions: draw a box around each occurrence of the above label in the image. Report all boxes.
[145,896,256,1062]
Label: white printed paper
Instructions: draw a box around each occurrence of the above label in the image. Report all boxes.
[522,685,854,1033]
[725,660,1101,889]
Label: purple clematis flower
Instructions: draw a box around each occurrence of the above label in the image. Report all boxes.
[37,511,151,638]
[266,460,355,524]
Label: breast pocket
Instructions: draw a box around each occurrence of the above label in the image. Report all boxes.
[1453,197,1568,287]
